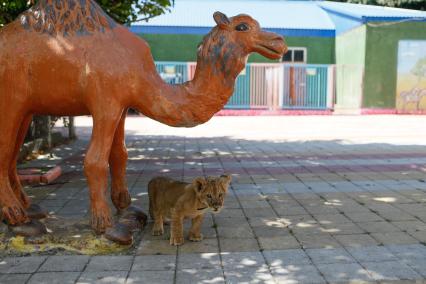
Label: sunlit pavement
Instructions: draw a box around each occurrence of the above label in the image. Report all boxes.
[5,115,426,283]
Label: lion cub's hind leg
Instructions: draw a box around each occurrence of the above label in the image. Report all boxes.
[151,211,164,236]
[170,210,184,246]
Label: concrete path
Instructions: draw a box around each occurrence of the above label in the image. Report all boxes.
[5,115,426,283]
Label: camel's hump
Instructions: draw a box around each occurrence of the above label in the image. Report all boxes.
[19,0,117,37]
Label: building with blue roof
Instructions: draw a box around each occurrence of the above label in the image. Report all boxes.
[131,0,426,112]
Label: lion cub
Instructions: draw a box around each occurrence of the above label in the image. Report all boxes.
[148,175,231,246]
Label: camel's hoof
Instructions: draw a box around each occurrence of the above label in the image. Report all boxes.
[104,223,133,245]
[91,205,113,234]
[119,215,142,232]
[9,219,47,237]
[26,204,48,219]
[2,205,29,225]
[120,206,147,225]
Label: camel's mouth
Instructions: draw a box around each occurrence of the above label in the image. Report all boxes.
[254,36,287,60]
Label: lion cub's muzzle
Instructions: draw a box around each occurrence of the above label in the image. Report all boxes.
[211,202,223,212]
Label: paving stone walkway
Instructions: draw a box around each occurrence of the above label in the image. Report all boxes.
[5,115,426,283]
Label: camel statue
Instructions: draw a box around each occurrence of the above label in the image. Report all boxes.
[0,0,286,242]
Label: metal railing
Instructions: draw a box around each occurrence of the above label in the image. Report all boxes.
[155,61,335,110]
[156,62,189,84]
[282,64,334,110]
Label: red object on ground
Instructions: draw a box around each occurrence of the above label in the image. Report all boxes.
[217,108,426,116]
[18,166,62,186]
[360,109,426,115]
[360,108,397,115]
[216,109,333,116]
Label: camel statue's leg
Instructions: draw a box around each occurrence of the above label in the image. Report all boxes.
[9,114,33,209]
[9,114,48,219]
[84,110,123,233]
[109,110,131,211]
[0,111,30,225]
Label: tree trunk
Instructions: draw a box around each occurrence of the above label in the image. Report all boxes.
[33,115,52,148]
[68,116,77,140]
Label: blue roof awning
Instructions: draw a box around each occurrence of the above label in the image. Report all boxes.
[319,1,426,34]
[131,0,426,37]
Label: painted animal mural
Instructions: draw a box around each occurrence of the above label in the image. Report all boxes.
[0,0,287,242]
[399,88,426,111]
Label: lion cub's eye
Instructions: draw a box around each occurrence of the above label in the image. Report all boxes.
[235,23,249,31]
[207,194,212,198]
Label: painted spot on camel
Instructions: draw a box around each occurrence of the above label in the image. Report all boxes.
[20,0,116,37]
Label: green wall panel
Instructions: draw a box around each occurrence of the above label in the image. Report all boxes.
[335,26,366,110]
[363,22,426,108]
[140,34,204,62]
[248,36,335,64]
[139,34,335,64]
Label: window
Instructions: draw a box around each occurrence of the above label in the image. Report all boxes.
[282,47,307,63]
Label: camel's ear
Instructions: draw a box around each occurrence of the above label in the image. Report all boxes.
[193,177,206,193]
[213,11,230,29]
[219,174,232,190]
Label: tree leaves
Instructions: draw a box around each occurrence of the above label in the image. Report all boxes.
[0,0,174,27]
[329,0,426,10]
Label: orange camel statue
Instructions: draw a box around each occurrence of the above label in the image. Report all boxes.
[0,0,286,241]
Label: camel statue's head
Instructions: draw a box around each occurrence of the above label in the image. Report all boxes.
[198,11,287,65]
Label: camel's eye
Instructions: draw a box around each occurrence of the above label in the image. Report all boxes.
[235,23,249,31]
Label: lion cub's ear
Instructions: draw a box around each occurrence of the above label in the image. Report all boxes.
[193,177,206,193]
[219,174,232,190]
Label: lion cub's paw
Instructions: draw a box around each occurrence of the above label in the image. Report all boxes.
[170,236,184,246]
[152,228,164,236]
[188,233,204,242]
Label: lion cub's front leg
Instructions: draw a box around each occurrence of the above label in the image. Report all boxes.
[189,214,204,242]
[170,209,184,246]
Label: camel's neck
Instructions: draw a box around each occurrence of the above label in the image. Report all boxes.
[134,51,247,127]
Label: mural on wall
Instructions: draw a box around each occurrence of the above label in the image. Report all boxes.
[396,40,426,111]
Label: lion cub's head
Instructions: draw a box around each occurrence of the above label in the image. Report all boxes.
[192,174,232,213]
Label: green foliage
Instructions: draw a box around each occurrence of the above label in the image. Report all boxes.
[0,0,173,27]
[0,0,29,25]
[95,0,173,25]
[328,0,426,10]
[412,57,426,80]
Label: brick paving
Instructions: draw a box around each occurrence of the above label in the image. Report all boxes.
[5,115,426,283]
